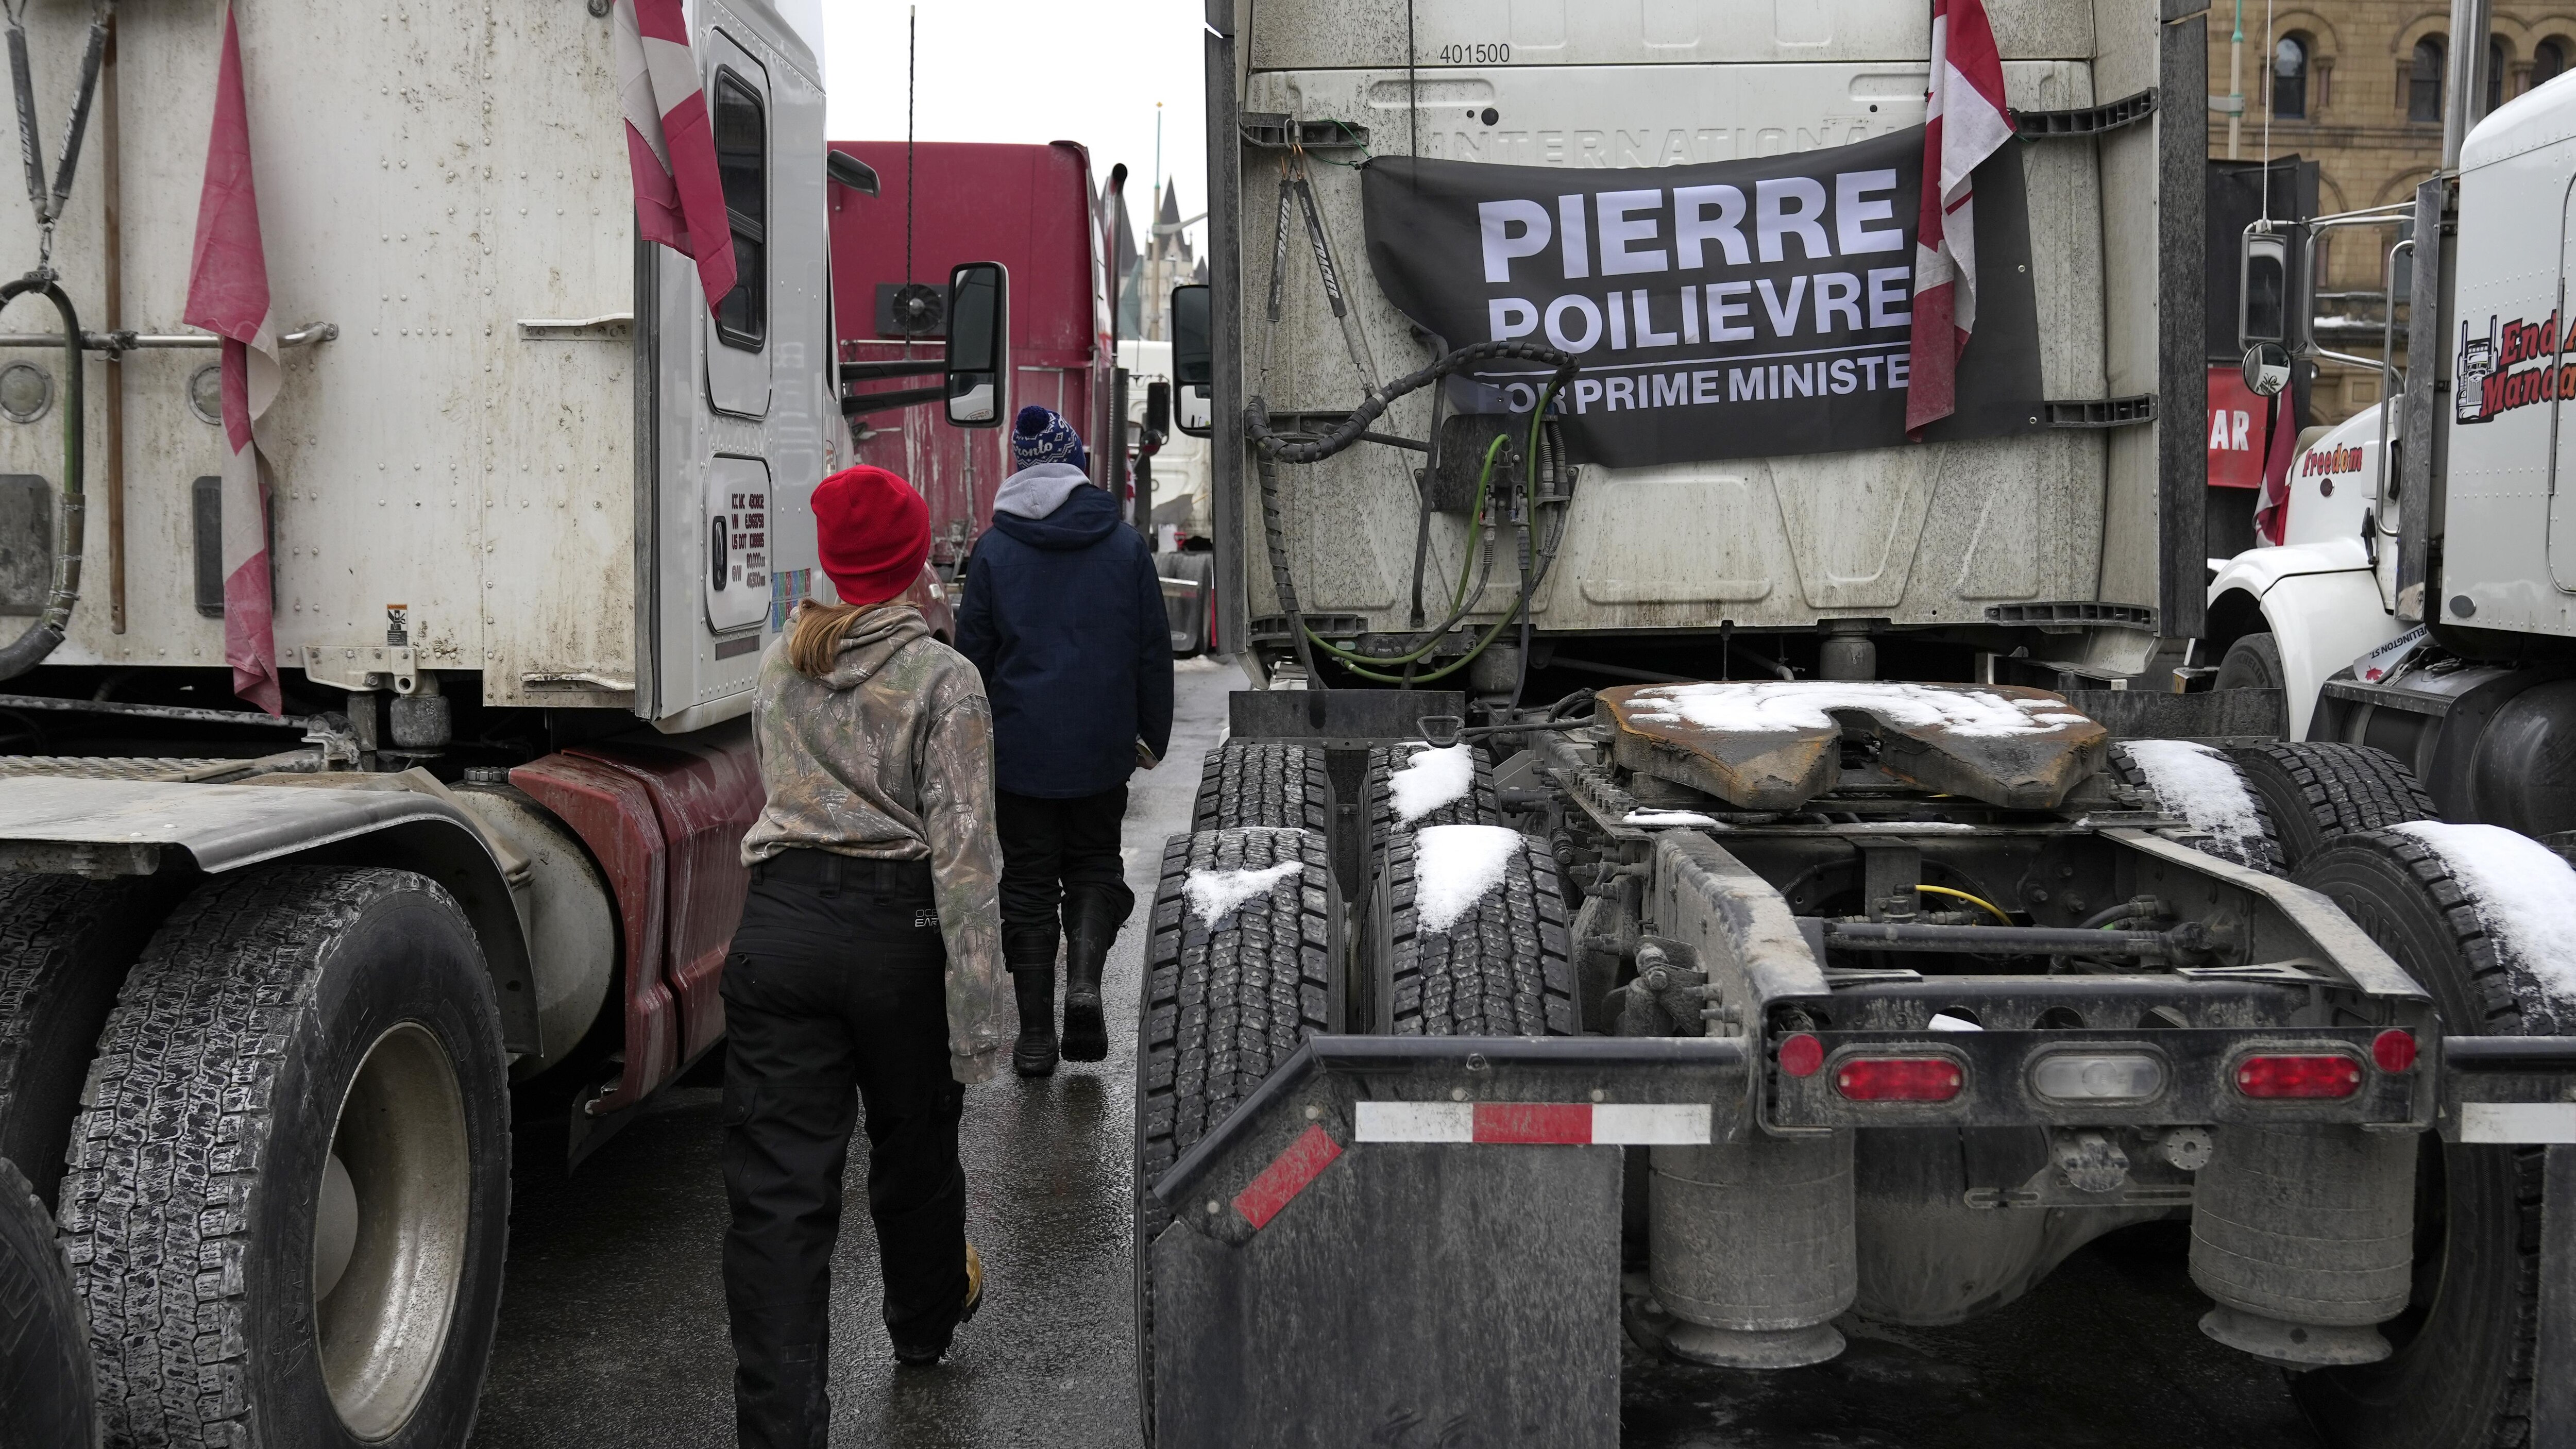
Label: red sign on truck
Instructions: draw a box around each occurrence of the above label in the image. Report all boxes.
[2207,366,2272,490]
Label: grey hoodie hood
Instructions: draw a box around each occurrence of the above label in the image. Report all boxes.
[991,461,1095,521]
[818,603,930,690]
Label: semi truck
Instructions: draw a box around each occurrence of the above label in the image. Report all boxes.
[2202,2,2576,852]
[834,139,1115,577]
[1138,2,2576,1446]
[0,1,1010,1444]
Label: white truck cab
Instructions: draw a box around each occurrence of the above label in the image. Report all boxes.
[2204,401,2402,737]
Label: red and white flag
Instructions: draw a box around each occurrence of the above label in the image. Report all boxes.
[1905,0,2012,436]
[182,6,281,716]
[615,0,737,311]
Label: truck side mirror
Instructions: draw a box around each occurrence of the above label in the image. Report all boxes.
[2242,342,2291,398]
[944,261,1008,428]
[2239,227,2296,352]
[1171,283,1213,438]
[1145,379,1171,438]
[827,150,879,196]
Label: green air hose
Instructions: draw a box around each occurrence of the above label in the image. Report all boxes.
[1247,338,1577,688]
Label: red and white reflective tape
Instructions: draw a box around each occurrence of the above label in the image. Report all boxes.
[1352,1101,1711,1145]
[1231,1123,1343,1231]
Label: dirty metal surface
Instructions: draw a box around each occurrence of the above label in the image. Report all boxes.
[1599,681,2109,811]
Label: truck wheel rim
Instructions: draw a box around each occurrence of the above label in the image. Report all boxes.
[313,1021,470,1438]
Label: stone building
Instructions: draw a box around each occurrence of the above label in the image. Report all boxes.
[2211,3,2576,422]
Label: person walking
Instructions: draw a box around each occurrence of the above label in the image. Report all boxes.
[724,463,1010,1444]
[958,404,1173,1075]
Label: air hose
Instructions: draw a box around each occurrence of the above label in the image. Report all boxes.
[0,0,110,682]
[0,275,80,680]
[1248,338,1578,687]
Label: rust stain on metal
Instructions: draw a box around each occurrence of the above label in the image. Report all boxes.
[1597,681,2108,811]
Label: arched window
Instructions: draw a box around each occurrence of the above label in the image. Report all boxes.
[2537,38,2569,89]
[2411,36,2446,122]
[2490,36,2509,112]
[2273,34,2309,117]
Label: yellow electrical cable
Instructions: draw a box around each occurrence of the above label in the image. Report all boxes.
[1914,884,2012,924]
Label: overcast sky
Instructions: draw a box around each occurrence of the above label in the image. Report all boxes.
[818,2,1211,252]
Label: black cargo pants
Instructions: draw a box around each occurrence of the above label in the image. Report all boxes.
[996,786,1136,960]
[721,849,971,1449]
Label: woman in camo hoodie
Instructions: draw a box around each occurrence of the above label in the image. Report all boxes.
[723,464,1007,1438]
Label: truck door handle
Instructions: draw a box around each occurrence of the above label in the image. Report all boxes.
[2361,507,2378,566]
[711,518,729,589]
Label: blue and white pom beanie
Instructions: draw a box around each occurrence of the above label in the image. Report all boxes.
[1011,404,1088,471]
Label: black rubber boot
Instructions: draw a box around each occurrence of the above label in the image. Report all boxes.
[1059,897,1118,1063]
[1011,966,1058,1076]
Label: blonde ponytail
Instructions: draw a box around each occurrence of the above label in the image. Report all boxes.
[786,600,868,678]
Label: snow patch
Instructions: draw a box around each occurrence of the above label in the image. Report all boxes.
[1624,810,1723,828]
[1389,744,1475,822]
[1843,821,1979,833]
[1184,862,1301,925]
[1414,824,1523,933]
[1622,681,2092,739]
[2393,822,2576,999]
[1928,1012,1984,1032]
[2122,740,2268,861]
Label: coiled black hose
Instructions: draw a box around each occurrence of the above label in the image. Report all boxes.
[1248,340,1578,688]
[0,273,80,681]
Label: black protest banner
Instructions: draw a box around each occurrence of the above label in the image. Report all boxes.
[1359,128,2044,467]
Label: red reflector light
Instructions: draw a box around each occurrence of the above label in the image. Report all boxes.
[2373,1030,2419,1073]
[1834,1057,1964,1102]
[2235,1054,2363,1099]
[1778,1033,1824,1078]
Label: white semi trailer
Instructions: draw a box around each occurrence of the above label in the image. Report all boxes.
[1136,2,2576,1446]
[0,2,1011,1444]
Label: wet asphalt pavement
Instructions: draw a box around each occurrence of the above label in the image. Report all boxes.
[472,657,2323,1449]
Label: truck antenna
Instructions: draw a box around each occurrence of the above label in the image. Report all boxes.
[2257,0,2275,229]
[905,5,916,292]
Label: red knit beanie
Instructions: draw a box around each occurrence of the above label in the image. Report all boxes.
[813,465,931,609]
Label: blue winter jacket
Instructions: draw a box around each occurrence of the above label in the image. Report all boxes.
[957,467,1174,799]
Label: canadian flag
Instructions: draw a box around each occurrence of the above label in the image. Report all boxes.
[615,0,738,310]
[182,6,281,716]
[1905,0,2012,436]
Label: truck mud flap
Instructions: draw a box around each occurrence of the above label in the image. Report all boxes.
[2441,1036,2576,1445]
[1145,1035,1745,1449]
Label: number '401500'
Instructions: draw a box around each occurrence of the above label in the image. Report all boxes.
[1435,41,1511,63]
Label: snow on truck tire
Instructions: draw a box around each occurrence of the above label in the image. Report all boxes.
[1375,822,1578,1037]
[0,872,187,1211]
[2289,824,2576,1449]
[1191,741,1328,831]
[1366,740,1501,840]
[1134,825,1337,1449]
[60,865,510,1449]
[0,1153,92,1449]
[2228,742,2437,870]
[2111,739,2285,875]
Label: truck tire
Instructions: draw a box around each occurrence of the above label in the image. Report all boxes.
[2216,631,2286,693]
[1133,825,1336,1448]
[1367,741,1501,841]
[2230,742,2438,870]
[2286,828,2548,1449]
[0,873,185,1211]
[0,1154,92,1449]
[58,866,510,1449]
[2110,740,2285,875]
[1191,742,1327,831]
[1376,824,1577,1037]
